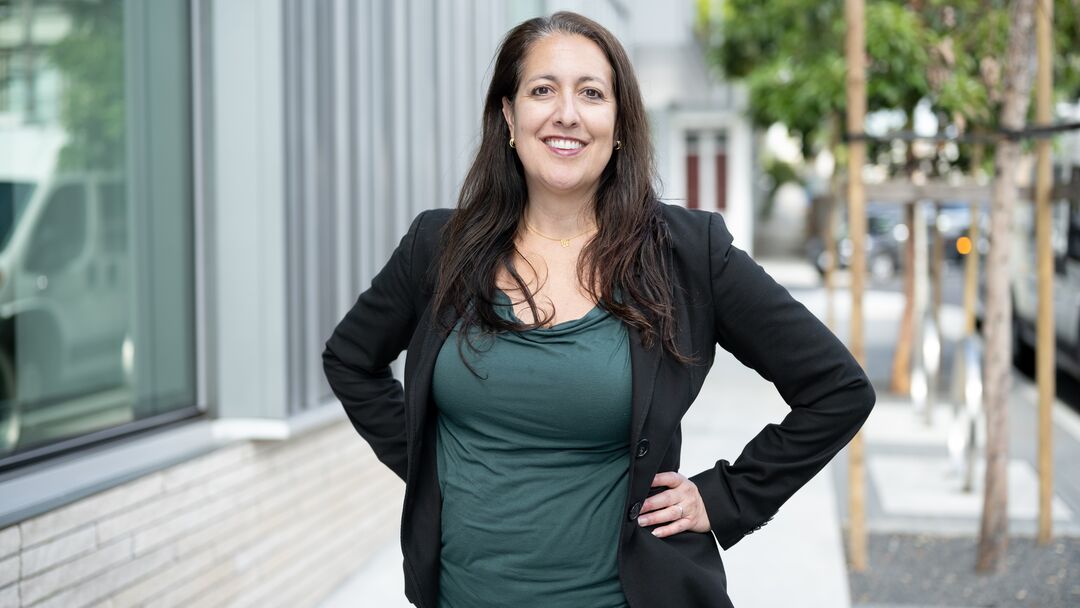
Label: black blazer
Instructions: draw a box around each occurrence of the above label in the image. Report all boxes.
[323,203,876,608]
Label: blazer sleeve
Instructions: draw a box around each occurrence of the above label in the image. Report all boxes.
[688,212,876,551]
[322,210,431,482]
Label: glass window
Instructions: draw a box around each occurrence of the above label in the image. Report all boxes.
[0,181,35,250]
[25,182,87,274]
[0,1,195,465]
[97,180,127,254]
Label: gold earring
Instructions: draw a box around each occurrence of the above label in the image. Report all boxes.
[614,140,622,150]
[509,137,516,149]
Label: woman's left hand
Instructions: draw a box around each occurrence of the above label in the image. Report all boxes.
[637,471,712,538]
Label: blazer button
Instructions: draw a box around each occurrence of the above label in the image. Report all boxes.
[628,501,642,520]
[635,438,650,458]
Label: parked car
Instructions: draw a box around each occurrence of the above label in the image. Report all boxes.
[805,203,904,282]
[0,171,131,453]
[1008,191,1080,379]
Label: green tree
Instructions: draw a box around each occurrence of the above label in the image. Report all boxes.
[977,0,1038,574]
[702,0,1080,169]
[706,0,931,156]
[47,0,125,171]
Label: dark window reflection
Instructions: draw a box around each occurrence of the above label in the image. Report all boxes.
[0,1,195,461]
[26,182,87,274]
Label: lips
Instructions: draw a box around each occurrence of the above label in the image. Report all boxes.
[541,136,587,156]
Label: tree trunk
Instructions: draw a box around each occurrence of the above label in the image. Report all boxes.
[891,202,916,394]
[890,109,920,396]
[977,0,1038,574]
[825,115,842,332]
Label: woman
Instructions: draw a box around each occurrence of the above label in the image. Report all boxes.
[323,11,875,608]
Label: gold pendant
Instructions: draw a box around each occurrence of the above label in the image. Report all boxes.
[560,239,570,248]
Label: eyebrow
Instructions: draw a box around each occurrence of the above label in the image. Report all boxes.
[526,74,611,88]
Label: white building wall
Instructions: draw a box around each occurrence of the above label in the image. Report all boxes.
[1,424,400,607]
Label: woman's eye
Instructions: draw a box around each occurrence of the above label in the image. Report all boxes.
[531,85,552,95]
[583,88,604,99]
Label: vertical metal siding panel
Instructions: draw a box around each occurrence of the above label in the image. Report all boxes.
[451,1,473,195]
[469,0,484,136]
[312,0,339,405]
[349,0,368,294]
[434,0,453,207]
[369,2,389,280]
[390,2,409,240]
[407,0,433,219]
[298,0,317,413]
[359,2,377,290]
[333,0,353,309]
[282,0,304,414]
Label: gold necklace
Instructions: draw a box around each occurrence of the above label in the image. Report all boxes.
[524,220,596,248]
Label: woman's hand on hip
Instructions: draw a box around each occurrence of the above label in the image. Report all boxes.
[637,471,712,538]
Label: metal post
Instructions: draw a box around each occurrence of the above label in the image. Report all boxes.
[911,201,930,421]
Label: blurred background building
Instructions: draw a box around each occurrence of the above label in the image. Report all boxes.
[0,0,752,605]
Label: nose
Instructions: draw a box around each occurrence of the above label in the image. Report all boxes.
[553,90,580,127]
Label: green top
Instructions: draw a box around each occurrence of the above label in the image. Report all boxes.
[432,291,632,608]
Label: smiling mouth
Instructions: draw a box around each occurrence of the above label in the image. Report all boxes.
[542,137,586,151]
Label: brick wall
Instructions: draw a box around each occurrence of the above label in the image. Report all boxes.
[0,422,403,607]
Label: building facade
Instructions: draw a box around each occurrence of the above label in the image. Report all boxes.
[0,1,750,605]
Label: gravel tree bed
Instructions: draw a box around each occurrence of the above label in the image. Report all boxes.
[844,532,1079,607]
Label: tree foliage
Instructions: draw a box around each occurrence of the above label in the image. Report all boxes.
[47,0,125,171]
[704,0,1080,158]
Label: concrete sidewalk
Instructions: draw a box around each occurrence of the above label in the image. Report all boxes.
[319,275,856,607]
[321,257,1080,607]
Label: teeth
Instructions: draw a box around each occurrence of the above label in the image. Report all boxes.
[544,138,583,150]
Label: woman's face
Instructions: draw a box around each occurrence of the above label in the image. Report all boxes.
[502,33,617,203]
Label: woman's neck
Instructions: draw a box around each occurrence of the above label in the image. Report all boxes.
[522,191,597,236]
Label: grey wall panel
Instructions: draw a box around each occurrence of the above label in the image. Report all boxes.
[313,0,339,407]
[351,0,371,294]
[283,0,550,413]
[333,0,354,312]
[450,0,477,204]
[367,1,389,287]
[409,0,437,216]
[211,0,288,419]
[434,0,453,207]
[390,2,409,233]
[282,0,305,413]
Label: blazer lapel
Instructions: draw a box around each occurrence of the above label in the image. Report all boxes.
[404,304,457,455]
[628,323,663,447]
[628,239,691,446]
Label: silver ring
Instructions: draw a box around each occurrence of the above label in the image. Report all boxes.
[677,504,685,519]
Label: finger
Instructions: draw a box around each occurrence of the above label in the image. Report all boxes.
[651,471,685,488]
[651,516,691,538]
[640,489,680,514]
[638,504,686,527]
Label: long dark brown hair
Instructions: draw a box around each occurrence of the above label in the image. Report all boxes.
[432,11,691,364]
